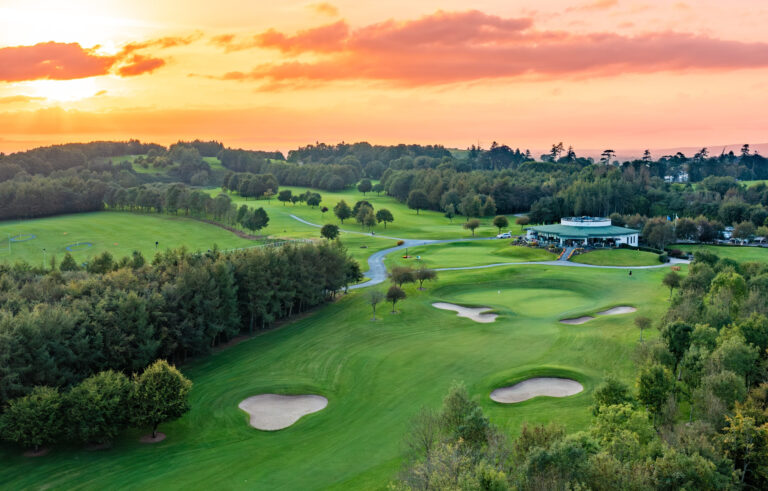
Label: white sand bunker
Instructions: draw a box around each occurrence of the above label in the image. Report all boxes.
[432,302,498,323]
[491,377,583,403]
[560,316,594,325]
[560,306,636,324]
[239,394,328,431]
[597,306,637,316]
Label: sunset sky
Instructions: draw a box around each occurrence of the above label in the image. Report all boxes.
[2,0,768,154]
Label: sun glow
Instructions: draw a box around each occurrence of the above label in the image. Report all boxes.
[21,79,103,103]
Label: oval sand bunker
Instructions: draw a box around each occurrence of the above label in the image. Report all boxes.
[491,377,583,403]
[597,306,637,316]
[560,306,636,324]
[239,394,328,431]
[432,303,497,323]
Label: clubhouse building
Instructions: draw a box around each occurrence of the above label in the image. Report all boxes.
[526,217,639,248]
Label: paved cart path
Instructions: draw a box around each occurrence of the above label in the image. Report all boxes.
[288,215,689,290]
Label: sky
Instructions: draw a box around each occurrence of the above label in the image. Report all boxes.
[1,0,768,154]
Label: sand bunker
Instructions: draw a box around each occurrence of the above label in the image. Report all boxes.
[597,306,637,316]
[560,306,636,324]
[560,316,594,325]
[491,377,583,403]
[432,302,498,323]
[239,394,328,431]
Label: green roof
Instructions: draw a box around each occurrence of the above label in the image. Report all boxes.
[528,224,639,238]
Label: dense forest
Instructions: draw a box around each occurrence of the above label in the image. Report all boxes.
[394,250,768,489]
[3,141,768,240]
[0,241,360,407]
[0,140,768,241]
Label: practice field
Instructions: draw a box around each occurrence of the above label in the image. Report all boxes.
[0,212,262,266]
[570,248,660,266]
[674,244,768,263]
[0,265,676,489]
[206,185,525,240]
[385,241,557,269]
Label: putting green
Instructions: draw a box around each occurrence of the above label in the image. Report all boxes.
[440,282,596,319]
[385,241,557,269]
[0,265,674,489]
[570,248,660,266]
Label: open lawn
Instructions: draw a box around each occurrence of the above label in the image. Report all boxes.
[385,241,557,269]
[570,248,660,266]
[674,244,768,263]
[0,264,676,489]
[0,212,262,267]
[207,185,525,240]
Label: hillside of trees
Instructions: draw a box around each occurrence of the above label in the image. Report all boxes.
[0,241,360,407]
[2,139,768,239]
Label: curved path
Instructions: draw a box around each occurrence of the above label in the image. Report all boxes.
[287,215,689,290]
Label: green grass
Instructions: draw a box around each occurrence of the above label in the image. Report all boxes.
[202,156,225,171]
[208,186,525,241]
[110,154,167,175]
[741,179,768,188]
[0,212,262,266]
[570,249,660,266]
[0,265,675,489]
[674,244,768,263]
[385,241,557,269]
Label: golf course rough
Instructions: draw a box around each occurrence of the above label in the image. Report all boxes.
[239,394,328,431]
[490,378,584,403]
[432,302,498,323]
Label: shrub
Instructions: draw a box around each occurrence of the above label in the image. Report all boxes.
[668,249,684,258]
[658,253,669,263]
[515,216,530,226]
[396,240,405,246]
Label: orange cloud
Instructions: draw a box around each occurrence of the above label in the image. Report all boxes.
[567,0,619,12]
[210,10,768,88]
[0,34,201,83]
[307,2,339,17]
[117,55,166,76]
[119,32,203,55]
[213,20,349,53]
[0,42,115,82]
[0,95,45,104]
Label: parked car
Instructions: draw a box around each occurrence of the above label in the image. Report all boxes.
[496,232,512,239]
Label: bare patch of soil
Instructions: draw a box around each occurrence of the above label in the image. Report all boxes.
[140,433,166,444]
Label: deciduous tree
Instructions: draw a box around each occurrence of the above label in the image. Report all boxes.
[492,215,509,233]
[386,285,406,313]
[320,224,340,240]
[0,386,63,453]
[463,219,480,237]
[334,200,352,223]
[130,360,192,439]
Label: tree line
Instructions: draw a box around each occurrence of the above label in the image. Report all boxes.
[0,360,190,453]
[4,139,768,231]
[0,242,360,408]
[104,183,270,234]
